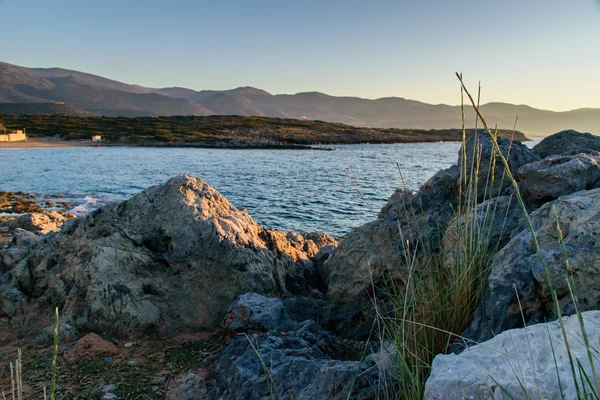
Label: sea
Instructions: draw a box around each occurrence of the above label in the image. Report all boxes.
[0,141,539,236]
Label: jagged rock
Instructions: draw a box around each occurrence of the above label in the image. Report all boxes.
[464,189,600,344]
[458,132,540,202]
[2,228,41,270]
[518,154,600,201]
[323,165,459,307]
[0,175,336,338]
[443,195,526,269]
[211,320,388,400]
[223,293,296,333]
[8,211,69,234]
[425,311,600,399]
[533,129,600,158]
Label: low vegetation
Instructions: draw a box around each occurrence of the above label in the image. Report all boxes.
[0,114,528,147]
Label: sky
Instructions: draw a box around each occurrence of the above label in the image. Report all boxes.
[0,0,599,111]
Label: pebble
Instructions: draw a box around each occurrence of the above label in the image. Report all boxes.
[104,356,113,364]
[150,376,166,385]
[124,342,134,348]
[102,384,116,393]
[127,360,137,366]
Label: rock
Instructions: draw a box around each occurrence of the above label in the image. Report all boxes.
[458,132,540,202]
[532,129,600,158]
[0,175,335,337]
[101,384,116,394]
[123,342,133,348]
[34,321,80,347]
[442,195,526,269]
[464,189,600,344]
[323,165,459,307]
[425,311,600,400]
[8,211,69,234]
[101,394,119,400]
[223,293,296,333]
[166,372,207,400]
[150,376,166,385]
[1,229,41,270]
[518,154,600,201]
[68,333,119,360]
[211,320,388,400]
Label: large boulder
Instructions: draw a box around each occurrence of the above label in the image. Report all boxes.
[425,311,600,400]
[532,129,600,158]
[464,188,600,344]
[458,132,540,202]
[518,154,600,201]
[0,175,336,338]
[323,165,459,306]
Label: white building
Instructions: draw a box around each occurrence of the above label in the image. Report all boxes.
[0,125,27,142]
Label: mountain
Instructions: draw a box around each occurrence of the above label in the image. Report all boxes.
[1,61,599,135]
[0,62,213,117]
[0,102,95,116]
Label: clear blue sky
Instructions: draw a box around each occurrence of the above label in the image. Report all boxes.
[1,0,599,111]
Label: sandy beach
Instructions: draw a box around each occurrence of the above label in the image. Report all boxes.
[0,137,91,148]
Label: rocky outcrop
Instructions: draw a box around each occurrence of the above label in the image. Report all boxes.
[211,293,392,400]
[458,132,540,202]
[0,175,336,338]
[532,129,600,158]
[6,210,69,234]
[464,189,600,343]
[518,154,600,201]
[425,311,600,400]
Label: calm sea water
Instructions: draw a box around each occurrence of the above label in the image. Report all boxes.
[2,142,466,236]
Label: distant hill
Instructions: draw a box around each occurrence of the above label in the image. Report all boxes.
[0,102,95,116]
[0,114,529,147]
[1,61,599,136]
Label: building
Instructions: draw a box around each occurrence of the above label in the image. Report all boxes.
[0,125,27,142]
[92,135,102,143]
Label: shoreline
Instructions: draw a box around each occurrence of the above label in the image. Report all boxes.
[0,136,529,150]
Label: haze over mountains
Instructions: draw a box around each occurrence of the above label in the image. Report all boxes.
[1,61,598,136]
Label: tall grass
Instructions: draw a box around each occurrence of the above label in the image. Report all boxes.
[376,94,508,398]
[1,308,60,400]
[377,75,599,399]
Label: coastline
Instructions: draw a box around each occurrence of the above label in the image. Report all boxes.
[0,138,90,148]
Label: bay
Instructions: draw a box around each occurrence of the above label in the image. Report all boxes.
[1,142,464,236]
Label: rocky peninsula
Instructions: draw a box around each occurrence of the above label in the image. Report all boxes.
[0,114,528,149]
[0,129,599,399]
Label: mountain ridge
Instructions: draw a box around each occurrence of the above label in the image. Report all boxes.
[1,61,599,136]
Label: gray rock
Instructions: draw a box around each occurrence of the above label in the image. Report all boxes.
[458,132,540,202]
[34,321,80,347]
[425,311,600,400]
[532,129,600,158]
[223,293,296,332]
[518,154,600,201]
[0,175,336,338]
[324,165,459,307]
[212,320,390,400]
[443,195,526,269]
[166,372,207,400]
[149,376,166,385]
[464,189,600,343]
